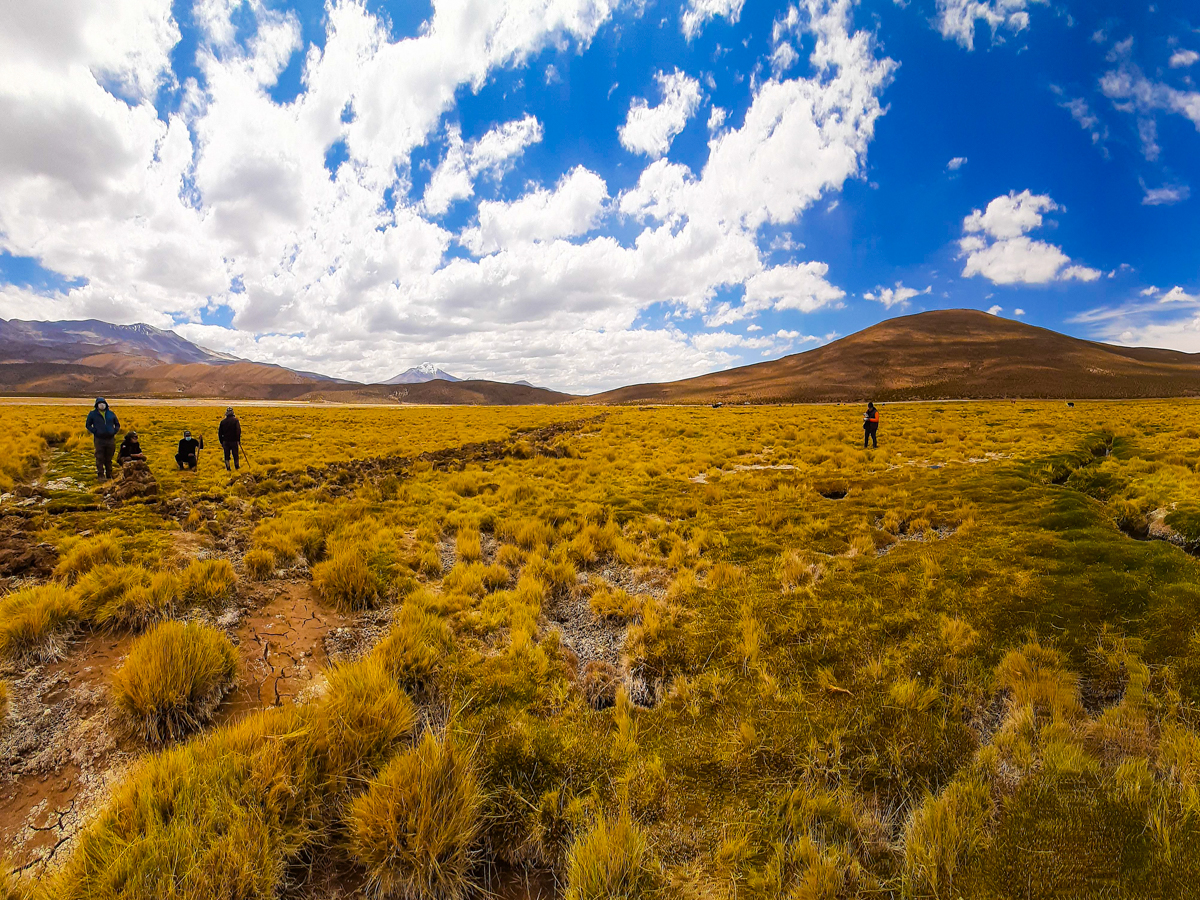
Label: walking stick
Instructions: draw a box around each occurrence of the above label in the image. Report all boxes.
[239,442,251,466]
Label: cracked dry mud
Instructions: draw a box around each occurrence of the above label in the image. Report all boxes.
[216,581,351,725]
[0,632,138,876]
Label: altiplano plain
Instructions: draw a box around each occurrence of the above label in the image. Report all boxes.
[1,400,1199,898]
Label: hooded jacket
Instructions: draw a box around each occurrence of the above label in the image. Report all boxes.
[85,398,120,439]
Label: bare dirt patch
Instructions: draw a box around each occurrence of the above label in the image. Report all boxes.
[216,582,349,725]
[0,632,140,876]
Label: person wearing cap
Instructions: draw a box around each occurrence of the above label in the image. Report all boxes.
[217,407,242,471]
[117,431,146,465]
[175,430,204,470]
[84,397,121,480]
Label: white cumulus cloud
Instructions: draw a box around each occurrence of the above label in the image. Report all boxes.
[681,0,746,39]
[618,69,703,158]
[958,190,1101,285]
[863,282,931,308]
[935,0,1046,51]
[422,115,544,215]
[461,166,608,255]
[0,0,896,393]
[1169,49,1199,69]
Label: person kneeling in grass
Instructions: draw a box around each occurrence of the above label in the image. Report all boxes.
[175,430,204,470]
[118,431,146,465]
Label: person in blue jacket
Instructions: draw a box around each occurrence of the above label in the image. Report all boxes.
[84,397,121,480]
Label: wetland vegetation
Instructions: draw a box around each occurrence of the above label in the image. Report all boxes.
[1,399,1199,898]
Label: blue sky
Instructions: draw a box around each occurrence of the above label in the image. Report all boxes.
[0,0,1197,392]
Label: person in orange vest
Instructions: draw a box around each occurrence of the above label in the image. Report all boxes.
[863,402,879,448]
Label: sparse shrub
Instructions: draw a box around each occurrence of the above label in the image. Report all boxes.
[110,620,238,743]
[244,547,276,580]
[53,534,121,583]
[348,729,484,900]
[314,550,381,611]
[564,812,658,900]
[180,558,238,608]
[0,583,80,663]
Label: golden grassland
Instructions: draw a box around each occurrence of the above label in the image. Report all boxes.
[2,400,1200,897]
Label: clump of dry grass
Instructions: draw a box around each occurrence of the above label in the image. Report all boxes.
[902,774,992,898]
[53,534,121,583]
[313,657,416,785]
[73,563,147,617]
[590,586,641,622]
[180,558,238,609]
[94,570,180,631]
[244,547,276,580]
[455,526,482,562]
[348,729,484,900]
[0,583,80,663]
[0,679,9,725]
[564,811,658,900]
[110,620,238,743]
[374,603,448,695]
[314,549,382,610]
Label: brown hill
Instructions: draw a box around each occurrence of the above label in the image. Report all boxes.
[0,362,572,405]
[0,318,573,404]
[589,309,1200,404]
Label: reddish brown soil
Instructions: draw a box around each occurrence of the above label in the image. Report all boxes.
[217,581,349,725]
[0,631,138,875]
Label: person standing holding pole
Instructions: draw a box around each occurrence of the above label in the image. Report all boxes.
[85,397,120,481]
[863,402,879,449]
[218,406,242,471]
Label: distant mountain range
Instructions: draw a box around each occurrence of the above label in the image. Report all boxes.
[0,319,571,404]
[4,311,1200,405]
[383,363,462,384]
[590,309,1200,404]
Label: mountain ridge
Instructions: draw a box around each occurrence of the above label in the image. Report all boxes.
[587,309,1200,404]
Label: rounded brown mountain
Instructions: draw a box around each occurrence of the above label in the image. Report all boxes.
[588,309,1200,404]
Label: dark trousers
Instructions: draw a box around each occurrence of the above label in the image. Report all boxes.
[176,453,198,470]
[864,423,878,448]
[222,443,239,470]
[94,437,116,479]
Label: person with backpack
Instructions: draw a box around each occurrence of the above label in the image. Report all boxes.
[84,397,120,480]
[217,407,242,471]
[175,430,204,470]
[863,402,879,449]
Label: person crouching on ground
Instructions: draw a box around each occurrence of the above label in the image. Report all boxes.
[863,402,879,449]
[85,397,120,481]
[118,431,145,465]
[218,406,241,471]
[175,430,204,470]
